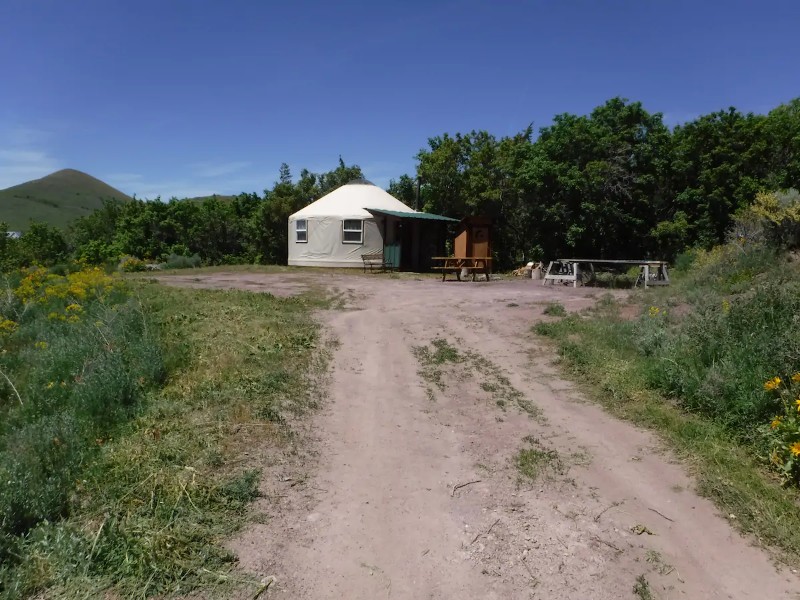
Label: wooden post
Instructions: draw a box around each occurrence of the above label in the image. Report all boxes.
[573,262,580,288]
[643,264,650,290]
[542,261,554,285]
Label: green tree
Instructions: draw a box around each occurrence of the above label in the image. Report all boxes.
[70,199,125,263]
[415,129,536,266]
[413,99,672,265]
[387,174,416,208]
[0,222,21,271]
[251,163,300,264]
[670,108,769,247]
[317,157,364,195]
[762,99,800,190]
[18,222,70,266]
[521,98,672,259]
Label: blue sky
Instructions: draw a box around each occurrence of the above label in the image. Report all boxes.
[1,0,798,198]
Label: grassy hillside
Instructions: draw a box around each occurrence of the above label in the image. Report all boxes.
[0,169,132,231]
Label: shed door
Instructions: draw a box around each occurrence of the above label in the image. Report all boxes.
[471,226,490,257]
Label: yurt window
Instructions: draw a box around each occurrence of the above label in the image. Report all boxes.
[342,219,363,244]
[295,220,307,242]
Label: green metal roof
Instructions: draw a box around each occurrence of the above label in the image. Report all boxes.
[366,208,458,222]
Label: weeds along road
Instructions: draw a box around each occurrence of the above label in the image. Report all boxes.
[160,271,799,600]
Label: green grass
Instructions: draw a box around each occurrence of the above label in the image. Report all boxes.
[0,275,328,598]
[515,436,564,481]
[412,338,464,390]
[633,574,653,600]
[0,169,132,231]
[534,243,800,566]
[542,301,567,317]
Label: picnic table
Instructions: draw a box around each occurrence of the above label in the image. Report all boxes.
[542,259,670,289]
[431,257,492,282]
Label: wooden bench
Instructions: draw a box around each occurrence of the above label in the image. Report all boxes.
[361,251,389,273]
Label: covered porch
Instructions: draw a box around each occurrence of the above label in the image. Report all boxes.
[366,209,457,272]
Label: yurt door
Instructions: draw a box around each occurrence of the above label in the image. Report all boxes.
[384,242,401,269]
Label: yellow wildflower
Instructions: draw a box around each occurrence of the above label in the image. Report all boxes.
[721,299,731,314]
[764,377,782,391]
[648,306,660,317]
[34,341,48,350]
[0,319,17,334]
[790,442,800,457]
[46,381,55,390]
[795,398,800,412]
[770,416,783,430]
[65,303,83,313]
[14,267,48,303]
[16,266,118,306]
[792,373,800,384]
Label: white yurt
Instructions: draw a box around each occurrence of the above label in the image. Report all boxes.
[287,179,455,269]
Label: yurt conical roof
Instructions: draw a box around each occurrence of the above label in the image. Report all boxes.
[289,179,415,221]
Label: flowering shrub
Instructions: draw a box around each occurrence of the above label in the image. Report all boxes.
[762,373,800,485]
[7,265,123,324]
[689,245,728,270]
[0,265,164,553]
[745,189,800,249]
[119,255,147,272]
[0,318,17,335]
[634,305,668,357]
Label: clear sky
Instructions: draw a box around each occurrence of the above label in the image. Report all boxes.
[1,0,798,198]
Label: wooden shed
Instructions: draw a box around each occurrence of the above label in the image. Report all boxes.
[454,216,492,261]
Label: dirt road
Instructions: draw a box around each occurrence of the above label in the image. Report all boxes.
[162,272,799,599]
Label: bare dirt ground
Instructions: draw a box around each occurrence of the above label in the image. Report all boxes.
[160,271,800,599]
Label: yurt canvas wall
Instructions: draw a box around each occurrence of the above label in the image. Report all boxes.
[287,213,386,267]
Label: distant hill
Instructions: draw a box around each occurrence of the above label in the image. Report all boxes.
[0,169,132,231]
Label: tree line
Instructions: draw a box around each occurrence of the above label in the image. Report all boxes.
[1,97,798,271]
[390,97,800,266]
